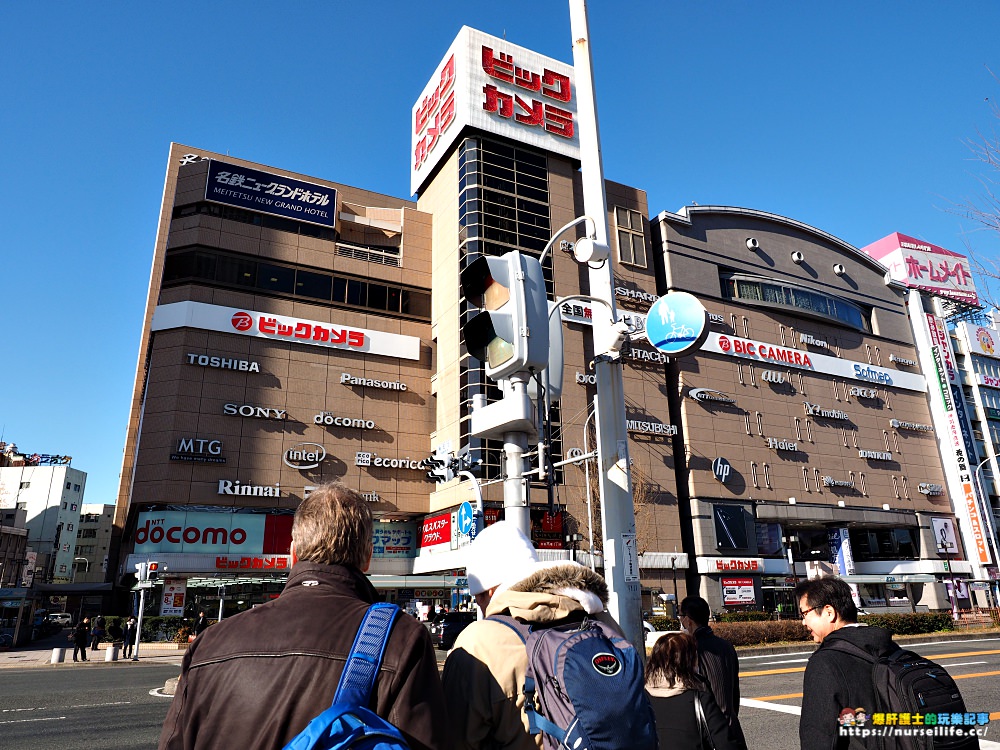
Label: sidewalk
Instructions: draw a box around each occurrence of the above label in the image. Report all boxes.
[0,630,187,670]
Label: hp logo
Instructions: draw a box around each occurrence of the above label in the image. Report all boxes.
[712,457,732,484]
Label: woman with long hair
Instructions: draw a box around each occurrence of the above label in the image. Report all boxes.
[646,632,742,750]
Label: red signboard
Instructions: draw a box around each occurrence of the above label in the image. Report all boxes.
[419,512,452,549]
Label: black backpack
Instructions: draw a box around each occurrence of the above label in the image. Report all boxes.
[827,640,978,750]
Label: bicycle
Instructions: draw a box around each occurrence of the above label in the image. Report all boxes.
[0,633,14,648]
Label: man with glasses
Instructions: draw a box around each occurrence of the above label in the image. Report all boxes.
[795,576,896,749]
[678,596,747,749]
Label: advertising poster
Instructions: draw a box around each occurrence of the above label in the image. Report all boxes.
[721,578,755,605]
[160,578,186,617]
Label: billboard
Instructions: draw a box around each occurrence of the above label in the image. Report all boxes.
[960,322,1000,359]
[860,232,978,306]
[205,160,336,228]
[411,26,580,195]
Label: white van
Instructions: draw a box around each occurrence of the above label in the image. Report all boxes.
[48,612,73,627]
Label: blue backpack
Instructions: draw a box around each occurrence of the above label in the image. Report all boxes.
[490,614,658,750]
[282,602,410,750]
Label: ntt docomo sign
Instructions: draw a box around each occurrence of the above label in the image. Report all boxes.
[135,511,266,554]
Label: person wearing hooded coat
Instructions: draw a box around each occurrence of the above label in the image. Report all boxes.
[442,521,624,750]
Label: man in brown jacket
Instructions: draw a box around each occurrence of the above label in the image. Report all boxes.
[158,483,449,750]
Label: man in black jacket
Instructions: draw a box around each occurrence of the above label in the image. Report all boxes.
[158,483,449,750]
[679,595,747,749]
[795,576,897,750]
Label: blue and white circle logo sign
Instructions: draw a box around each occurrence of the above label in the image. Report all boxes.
[645,292,709,357]
[712,457,732,484]
[457,501,474,535]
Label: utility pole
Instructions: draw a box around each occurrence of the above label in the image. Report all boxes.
[569,0,643,650]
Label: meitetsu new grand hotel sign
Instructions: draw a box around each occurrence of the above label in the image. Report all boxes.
[702,333,926,392]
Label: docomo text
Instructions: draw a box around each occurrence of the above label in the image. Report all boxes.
[314,413,376,430]
[136,518,251,547]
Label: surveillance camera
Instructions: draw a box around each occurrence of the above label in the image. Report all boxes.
[746,237,759,251]
[791,251,804,264]
[833,263,846,276]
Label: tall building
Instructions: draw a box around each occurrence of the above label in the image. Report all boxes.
[73,504,115,584]
[112,25,979,618]
[653,209,962,612]
[861,232,999,605]
[0,453,86,584]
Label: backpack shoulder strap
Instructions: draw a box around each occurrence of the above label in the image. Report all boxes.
[823,638,879,664]
[332,602,400,709]
[486,613,528,643]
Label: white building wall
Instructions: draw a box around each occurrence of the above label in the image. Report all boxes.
[0,465,87,583]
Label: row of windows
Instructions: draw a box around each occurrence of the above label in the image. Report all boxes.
[722,273,871,332]
[722,514,918,560]
[173,201,338,241]
[163,247,431,320]
[972,355,1000,382]
[457,138,559,483]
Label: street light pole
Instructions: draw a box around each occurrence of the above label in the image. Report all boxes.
[569,0,643,652]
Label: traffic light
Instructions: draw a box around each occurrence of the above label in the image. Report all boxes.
[461,251,550,382]
[147,561,160,582]
[425,454,454,483]
[135,562,147,582]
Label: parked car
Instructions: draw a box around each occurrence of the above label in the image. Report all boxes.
[48,612,73,628]
[429,611,477,650]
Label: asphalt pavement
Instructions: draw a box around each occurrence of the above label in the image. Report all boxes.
[738,635,1000,750]
[2,628,999,749]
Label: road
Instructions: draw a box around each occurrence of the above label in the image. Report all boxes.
[1,637,997,749]
[738,637,1000,750]
[0,662,179,750]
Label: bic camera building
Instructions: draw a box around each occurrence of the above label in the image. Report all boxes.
[112,26,969,616]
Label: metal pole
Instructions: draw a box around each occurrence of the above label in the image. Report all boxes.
[583,407,596,571]
[502,372,531,537]
[569,0,642,651]
[131,586,146,661]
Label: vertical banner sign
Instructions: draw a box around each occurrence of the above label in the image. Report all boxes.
[827,528,857,576]
[160,578,186,617]
[931,517,958,552]
[916,303,991,566]
[621,533,640,582]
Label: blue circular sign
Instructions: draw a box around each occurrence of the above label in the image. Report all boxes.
[645,292,709,356]
[457,501,474,535]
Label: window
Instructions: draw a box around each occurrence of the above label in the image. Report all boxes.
[80,529,97,539]
[162,246,431,320]
[714,505,749,549]
[744,413,752,435]
[58,565,67,573]
[751,462,760,488]
[756,412,764,435]
[73,484,81,492]
[614,207,647,267]
[20,482,30,490]
[859,473,868,496]
[794,418,802,440]
[722,273,871,331]
[763,463,773,489]
[67,523,74,531]
[66,482,71,490]
[70,503,77,511]
[802,467,811,491]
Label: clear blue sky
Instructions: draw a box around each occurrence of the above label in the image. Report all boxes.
[3,1,999,507]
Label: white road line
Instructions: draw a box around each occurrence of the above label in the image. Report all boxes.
[741,698,802,715]
[741,651,813,660]
[0,716,67,725]
[756,658,810,665]
[980,741,1000,749]
[938,661,988,668]
[67,701,131,709]
[0,707,39,713]
[906,637,1000,648]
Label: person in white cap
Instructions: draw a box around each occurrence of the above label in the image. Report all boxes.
[442,520,619,750]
